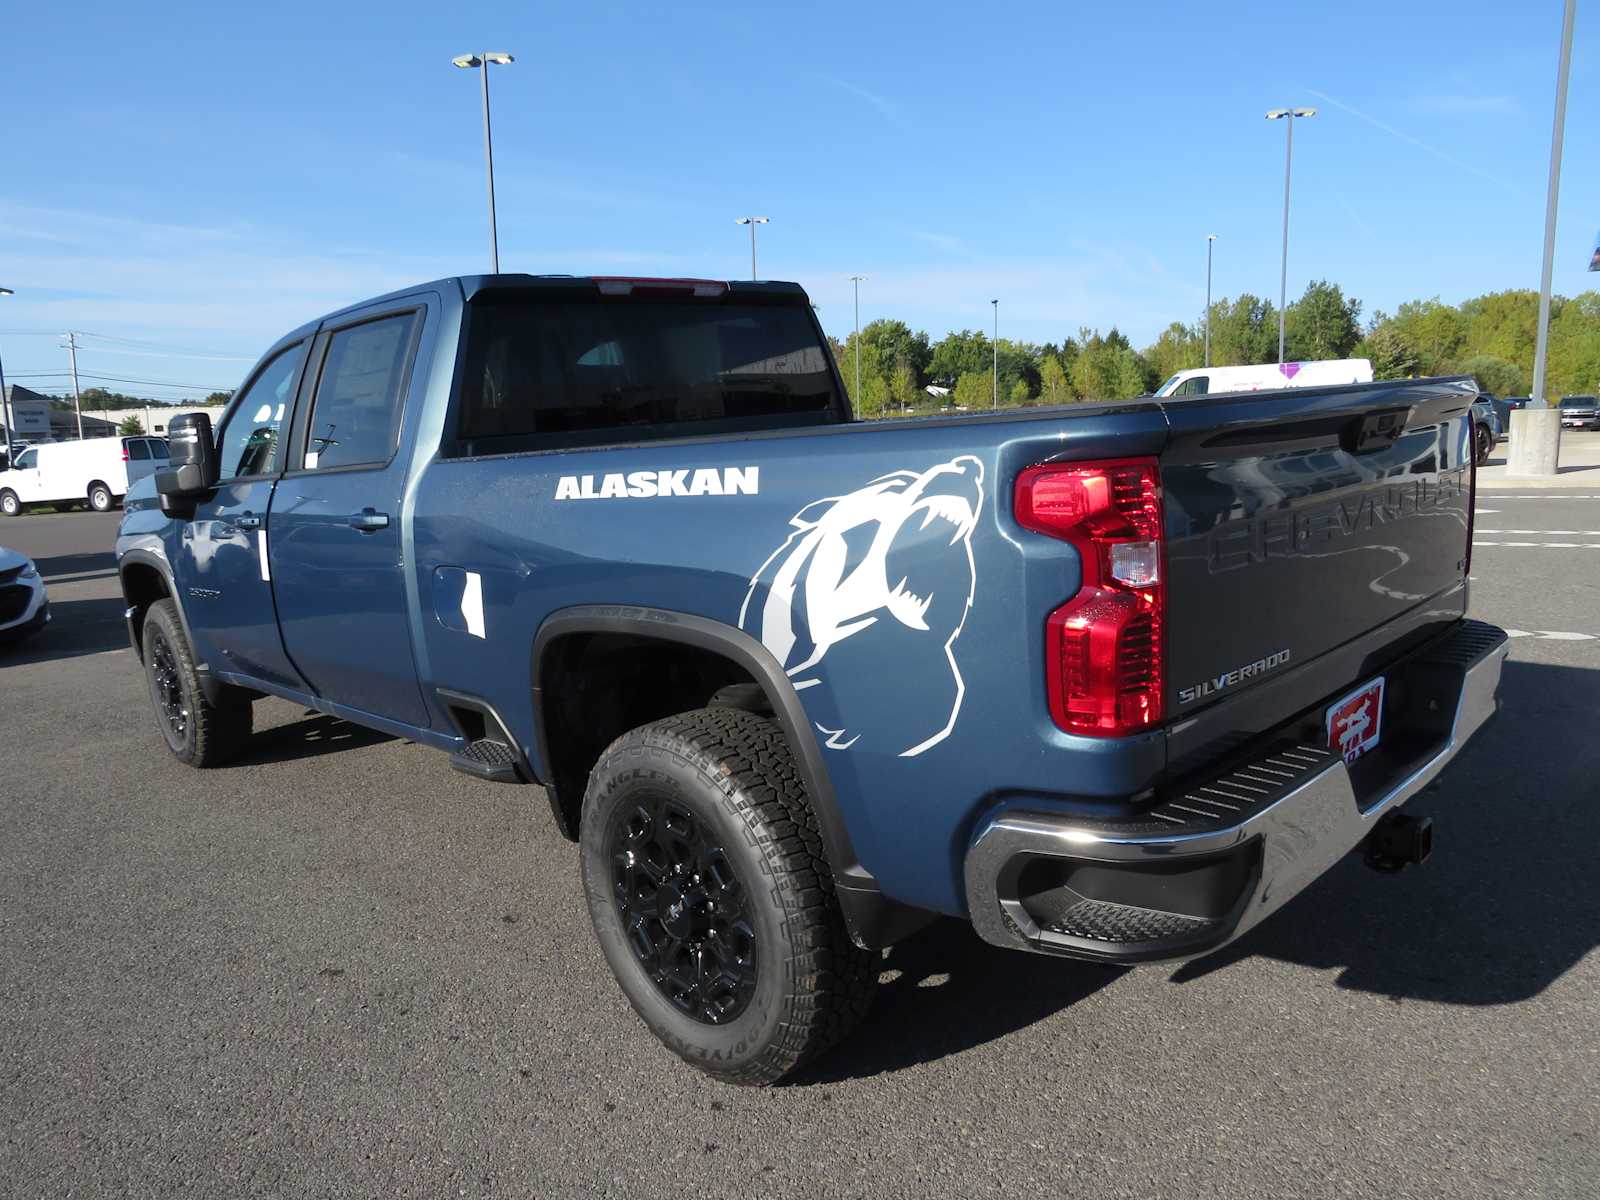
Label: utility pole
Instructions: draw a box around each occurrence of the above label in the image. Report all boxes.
[991,299,999,408]
[849,275,866,415]
[64,331,84,439]
[1205,234,1217,367]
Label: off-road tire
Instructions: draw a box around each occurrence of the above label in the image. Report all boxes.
[580,707,877,1085]
[88,483,114,512]
[141,598,252,767]
[0,490,19,517]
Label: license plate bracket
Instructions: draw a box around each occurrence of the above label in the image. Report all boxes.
[1327,676,1385,764]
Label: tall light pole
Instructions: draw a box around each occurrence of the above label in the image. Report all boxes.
[0,287,13,463]
[452,52,514,274]
[1530,0,1577,412]
[1509,0,1576,479]
[991,299,999,408]
[849,275,866,414]
[1204,234,1217,367]
[1265,107,1315,364]
[736,217,769,280]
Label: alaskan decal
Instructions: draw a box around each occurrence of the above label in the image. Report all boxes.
[555,467,758,501]
[739,455,985,756]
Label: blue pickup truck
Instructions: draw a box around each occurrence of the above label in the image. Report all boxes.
[116,274,1507,1084]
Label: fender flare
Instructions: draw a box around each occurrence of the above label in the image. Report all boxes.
[118,548,222,703]
[531,604,926,949]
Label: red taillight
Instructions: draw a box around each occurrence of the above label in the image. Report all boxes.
[593,277,727,298]
[1015,458,1165,737]
[121,446,129,461]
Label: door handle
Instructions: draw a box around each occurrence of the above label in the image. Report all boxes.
[349,509,390,533]
[235,512,262,531]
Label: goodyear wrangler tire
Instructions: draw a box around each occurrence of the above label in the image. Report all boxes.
[580,707,877,1085]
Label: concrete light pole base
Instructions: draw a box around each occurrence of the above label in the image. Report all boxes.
[1504,407,1563,477]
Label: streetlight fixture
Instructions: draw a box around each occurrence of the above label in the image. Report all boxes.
[849,275,866,414]
[991,299,999,408]
[735,217,770,280]
[452,51,514,274]
[1204,234,1217,367]
[0,287,12,464]
[1265,106,1315,364]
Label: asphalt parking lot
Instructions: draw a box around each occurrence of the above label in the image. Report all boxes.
[2,477,1598,1198]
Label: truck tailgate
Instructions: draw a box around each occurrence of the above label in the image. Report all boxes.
[1158,378,1476,722]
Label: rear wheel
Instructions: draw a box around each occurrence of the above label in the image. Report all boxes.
[88,482,114,512]
[580,707,877,1085]
[0,490,18,517]
[141,598,252,767]
[1474,423,1494,466]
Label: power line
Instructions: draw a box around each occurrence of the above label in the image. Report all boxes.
[5,370,230,391]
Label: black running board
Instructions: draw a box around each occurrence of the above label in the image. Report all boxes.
[450,738,525,783]
[438,688,531,784]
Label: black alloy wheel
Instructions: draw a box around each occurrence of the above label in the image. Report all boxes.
[607,792,758,1025]
[148,625,190,749]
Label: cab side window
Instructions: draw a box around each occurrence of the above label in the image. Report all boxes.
[301,313,417,471]
[15,449,37,470]
[215,342,305,480]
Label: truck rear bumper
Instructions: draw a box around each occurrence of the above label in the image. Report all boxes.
[964,619,1508,964]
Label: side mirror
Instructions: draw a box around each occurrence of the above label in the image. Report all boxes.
[156,412,219,499]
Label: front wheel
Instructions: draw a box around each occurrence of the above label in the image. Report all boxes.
[0,490,19,517]
[88,483,114,512]
[141,598,252,767]
[580,707,877,1085]
[1474,423,1494,466]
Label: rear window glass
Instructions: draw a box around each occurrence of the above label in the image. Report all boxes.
[455,294,842,452]
[125,439,151,460]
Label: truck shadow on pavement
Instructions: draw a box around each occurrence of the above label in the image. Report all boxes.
[0,595,132,665]
[791,921,1124,1085]
[233,712,396,766]
[1169,658,1597,1007]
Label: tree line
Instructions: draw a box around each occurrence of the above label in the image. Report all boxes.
[829,282,1600,413]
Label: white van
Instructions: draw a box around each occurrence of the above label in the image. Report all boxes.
[1155,358,1373,398]
[0,436,170,515]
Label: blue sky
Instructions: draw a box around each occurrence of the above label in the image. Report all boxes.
[1,0,1597,398]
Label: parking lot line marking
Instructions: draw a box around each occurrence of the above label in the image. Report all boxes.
[1473,540,1600,547]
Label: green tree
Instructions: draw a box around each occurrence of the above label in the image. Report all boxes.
[203,391,234,406]
[890,360,921,413]
[1038,353,1069,404]
[1144,321,1203,384]
[928,330,991,384]
[1381,298,1468,375]
[1010,377,1032,406]
[1458,354,1527,397]
[953,372,992,409]
[1459,290,1542,368]
[1352,325,1417,380]
[862,319,931,385]
[1206,294,1279,366]
[1547,291,1600,396]
[1069,332,1151,401]
[117,415,145,436]
[1285,280,1362,361]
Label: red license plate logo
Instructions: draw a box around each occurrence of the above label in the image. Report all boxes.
[1327,677,1385,764]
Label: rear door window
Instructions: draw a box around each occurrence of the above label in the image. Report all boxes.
[300,313,418,470]
[147,438,170,460]
[455,293,841,452]
[126,439,151,460]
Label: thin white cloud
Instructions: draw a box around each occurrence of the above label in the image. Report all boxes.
[815,74,898,119]
[1307,89,1525,196]
[1416,93,1521,115]
[902,229,970,255]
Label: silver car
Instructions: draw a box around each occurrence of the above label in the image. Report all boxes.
[0,545,49,643]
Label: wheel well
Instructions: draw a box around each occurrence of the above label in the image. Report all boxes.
[536,631,769,839]
[88,480,111,497]
[120,562,171,655]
